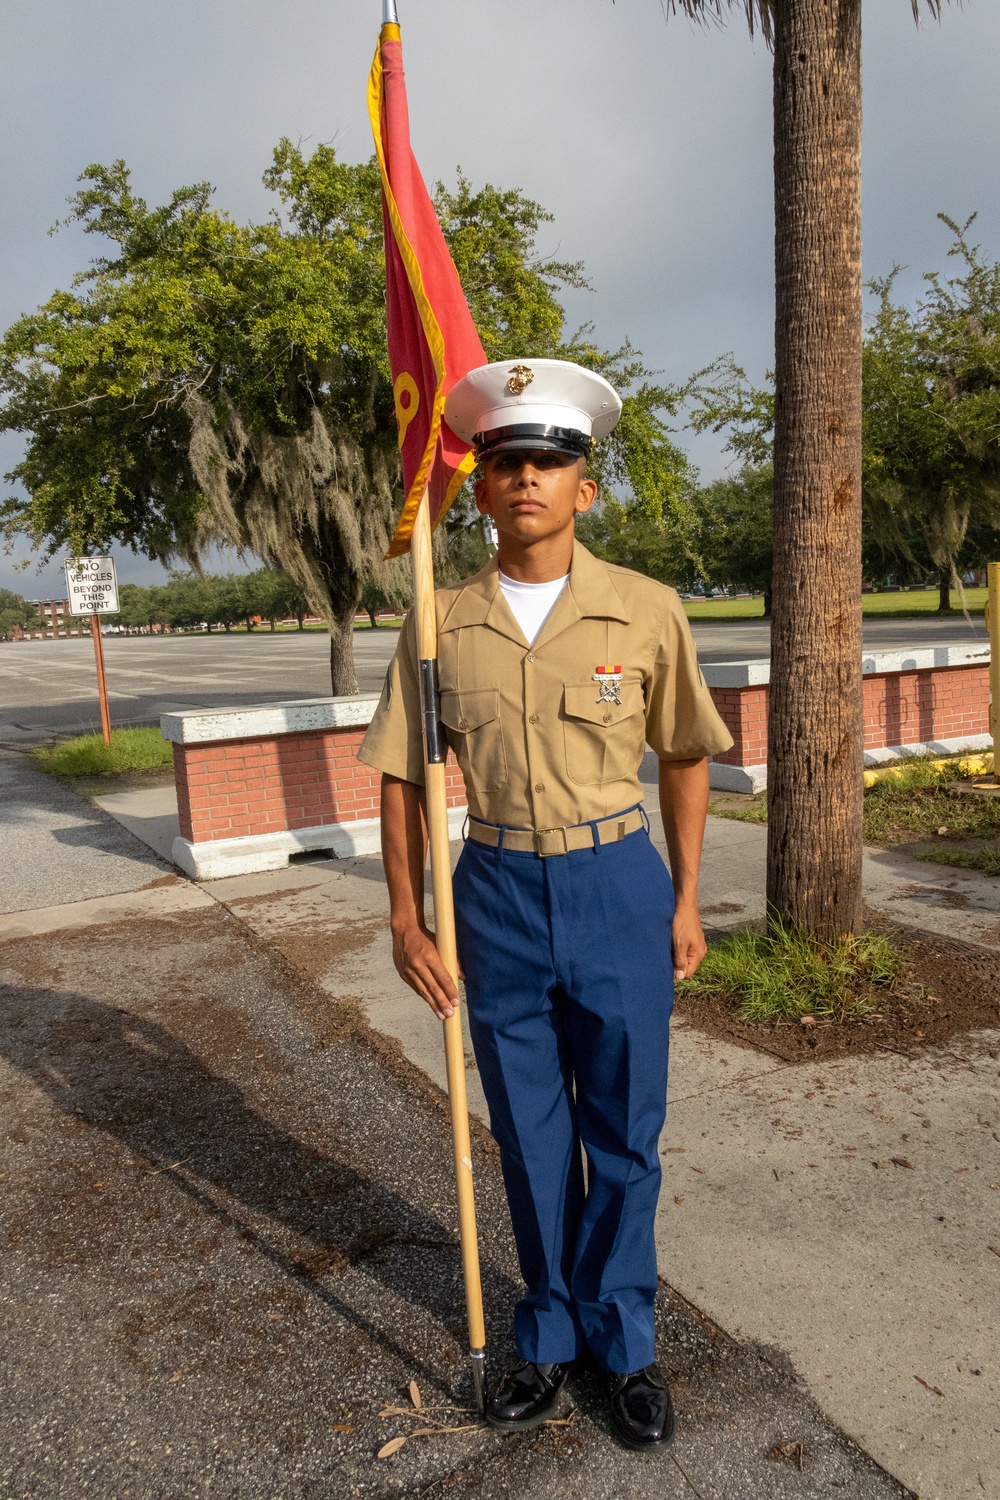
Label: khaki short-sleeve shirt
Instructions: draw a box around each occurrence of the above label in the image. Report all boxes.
[358,540,733,829]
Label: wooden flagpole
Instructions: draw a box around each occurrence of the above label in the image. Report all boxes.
[410,486,487,1412]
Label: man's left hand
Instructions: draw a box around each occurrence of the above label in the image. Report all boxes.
[672,900,707,982]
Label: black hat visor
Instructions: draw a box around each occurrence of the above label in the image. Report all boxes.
[474,423,591,462]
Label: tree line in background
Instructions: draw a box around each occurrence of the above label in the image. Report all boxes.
[0,568,411,639]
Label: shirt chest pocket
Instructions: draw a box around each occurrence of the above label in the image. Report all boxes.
[440,688,508,791]
[562,679,646,787]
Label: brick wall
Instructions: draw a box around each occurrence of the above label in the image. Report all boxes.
[709,686,769,768]
[174,727,465,845]
[707,661,991,770]
[864,665,990,750]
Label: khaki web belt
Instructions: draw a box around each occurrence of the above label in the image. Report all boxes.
[466,806,646,857]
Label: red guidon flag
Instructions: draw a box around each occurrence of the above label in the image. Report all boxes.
[368,20,486,558]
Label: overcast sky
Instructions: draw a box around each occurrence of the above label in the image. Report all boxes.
[1,0,997,598]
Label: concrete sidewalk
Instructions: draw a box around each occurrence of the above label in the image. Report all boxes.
[5,756,999,1497]
[1,748,173,913]
[90,763,1000,952]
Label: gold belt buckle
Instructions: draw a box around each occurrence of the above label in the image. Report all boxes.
[533,826,568,857]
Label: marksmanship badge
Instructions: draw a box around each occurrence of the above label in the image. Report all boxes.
[593,664,624,706]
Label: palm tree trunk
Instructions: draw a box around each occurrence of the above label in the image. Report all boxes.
[767,0,864,940]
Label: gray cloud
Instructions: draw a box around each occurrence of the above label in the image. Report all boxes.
[2,0,996,596]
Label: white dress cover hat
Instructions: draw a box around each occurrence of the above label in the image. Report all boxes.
[445,358,623,461]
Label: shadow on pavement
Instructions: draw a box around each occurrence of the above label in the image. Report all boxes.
[0,978,520,1385]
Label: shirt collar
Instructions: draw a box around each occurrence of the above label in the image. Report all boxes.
[438,540,631,642]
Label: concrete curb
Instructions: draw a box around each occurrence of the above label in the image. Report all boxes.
[171,804,469,879]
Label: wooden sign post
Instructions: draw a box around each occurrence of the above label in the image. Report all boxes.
[64,556,120,748]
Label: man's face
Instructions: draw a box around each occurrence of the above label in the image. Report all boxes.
[473,449,598,547]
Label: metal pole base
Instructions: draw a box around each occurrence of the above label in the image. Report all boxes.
[470,1347,487,1417]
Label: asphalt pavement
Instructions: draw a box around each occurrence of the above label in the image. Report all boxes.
[1,609,988,744]
[0,878,913,1500]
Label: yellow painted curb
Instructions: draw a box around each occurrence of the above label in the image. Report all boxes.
[863,752,994,788]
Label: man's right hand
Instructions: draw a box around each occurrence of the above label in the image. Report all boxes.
[391,921,460,1020]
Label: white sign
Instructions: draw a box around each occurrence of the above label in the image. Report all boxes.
[64,556,120,616]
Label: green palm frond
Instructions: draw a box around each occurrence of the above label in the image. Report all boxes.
[658,0,949,45]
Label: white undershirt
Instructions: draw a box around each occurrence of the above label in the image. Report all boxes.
[498,570,569,647]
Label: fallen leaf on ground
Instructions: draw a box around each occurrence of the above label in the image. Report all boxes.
[688,1166,705,1174]
[411,1424,481,1436]
[890,1157,915,1169]
[800,1016,816,1028]
[914,1376,944,1397]
[674,1195,684,1205]
[409,1380,422,1410]
[767,1441,803,1468]
[988,1245,1000,1259]
[331,1424,353,1433]
[377,1437,407,1459]
[379,1404,472,1419]
[167,1370,184,1384]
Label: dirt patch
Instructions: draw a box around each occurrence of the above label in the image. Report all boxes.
[887,882,977,909]
[267,916,384,988]
[676,910,1000,1063]
[71,767,177,798]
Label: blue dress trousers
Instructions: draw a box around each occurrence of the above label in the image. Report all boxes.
[453,818,674,1375]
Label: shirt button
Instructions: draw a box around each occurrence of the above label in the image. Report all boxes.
[526,653,535,663]
[528,714,539,724]
[534,782,545,793]
[459,719,469,729]
[603,712,613,723]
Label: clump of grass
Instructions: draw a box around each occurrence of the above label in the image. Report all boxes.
[863,766,1000,843]
[33,727,173,777]
[713,765,1000,847]
[712,794,768,825]
[681,922,907,1024]
[917,845,1000,877]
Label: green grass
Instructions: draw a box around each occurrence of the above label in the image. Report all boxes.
[713,794,768,824]
[862,763,1000,843]
[682,923,907,1024]
[679,586,988,622]
[858,586,987,617]
[713,765,1000,876]
[681,596,766,620]
[917,845,1000,877]
[33,727,174,777]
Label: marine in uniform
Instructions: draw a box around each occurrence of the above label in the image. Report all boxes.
[359,359,733,1451]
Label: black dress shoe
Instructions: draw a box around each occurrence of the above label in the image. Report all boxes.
[486,1359,573,1431]
[606,1363,675,1451]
